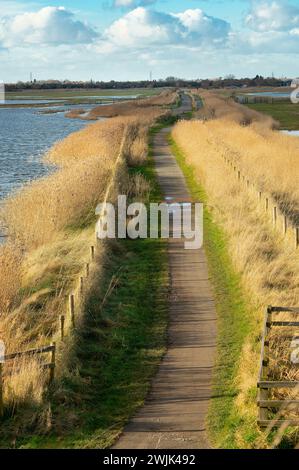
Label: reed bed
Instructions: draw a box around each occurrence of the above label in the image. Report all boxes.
[2,115,159,249]
[0,101,163,416]
[64,109,86,119]
[2,157,111,248]
[172,118,299,439]
[194,118,299,222]
[84,90,178,120]
[193,89,279,129]
[0,243,22,313]
[46,116,126,166]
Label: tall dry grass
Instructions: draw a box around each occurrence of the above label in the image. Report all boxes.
[193,89,279,129]
[85,91,177,120]
[3,357,47,410]
[0,243,22,313]
[0,100,163,417]
[172,118,299,437]
[2,158,112,248]
[173,119,299,307]
[198,119,299,221]
[1,114,160,250]
[47,116,126,166]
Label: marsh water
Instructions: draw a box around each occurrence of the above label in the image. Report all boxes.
[0,92,142,202]
[0,106,87,201]
[281,130,299,137]
[247,91,291,98]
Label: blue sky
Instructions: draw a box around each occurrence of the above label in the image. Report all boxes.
[1,0,299,82]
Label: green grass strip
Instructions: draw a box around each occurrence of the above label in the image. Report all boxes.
[169,136,257,448]
[246,102,299,130]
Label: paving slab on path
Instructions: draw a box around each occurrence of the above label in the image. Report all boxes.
[113,95,217,449]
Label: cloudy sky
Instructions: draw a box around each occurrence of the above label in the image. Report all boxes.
[1,0,299,82]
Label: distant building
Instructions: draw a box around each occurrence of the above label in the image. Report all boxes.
[291,78,299,88]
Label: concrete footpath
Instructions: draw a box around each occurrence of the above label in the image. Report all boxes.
[113,96,217,449]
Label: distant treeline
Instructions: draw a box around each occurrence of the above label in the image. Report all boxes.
[5,76,291,91]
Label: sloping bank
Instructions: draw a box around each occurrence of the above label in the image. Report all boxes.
[0,101,173,447]
[170,116,299,449]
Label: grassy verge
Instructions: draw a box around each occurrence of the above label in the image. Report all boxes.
[1,128,168,449]
[246,101,299,130]
[168,137,258,449]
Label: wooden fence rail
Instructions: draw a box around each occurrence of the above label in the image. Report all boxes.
[257,306,299,428]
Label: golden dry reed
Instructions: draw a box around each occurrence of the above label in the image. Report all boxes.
[193,89,279,129]
[194,116,299,217]
[172,115,299,436]
[81,90,178,120]
[0,98,166,412]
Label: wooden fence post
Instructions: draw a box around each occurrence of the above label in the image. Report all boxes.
[90,246,95,261]
[273,207,277,226]
[59,315,65,340]
[259,306,272,425]
[283,215,287,235]
[69,294,75,328]
[265,198,269,212]
[49,342,56,384]
[295,227,299,249]
[238,171,241,180]
[0,363,3,417]
[80,277,84,295]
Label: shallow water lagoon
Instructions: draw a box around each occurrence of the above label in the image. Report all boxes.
[0,106,87,200]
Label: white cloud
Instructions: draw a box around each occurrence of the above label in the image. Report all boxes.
[0,6,97,47]
[245,1,299,32]
[1,3,299,82]
[232,28,299,54]
[237,1,299,55]
[103,7,230,48]
[105,8,179,47]
[174,8,230,44]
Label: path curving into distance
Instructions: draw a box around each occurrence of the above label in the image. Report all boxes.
[113,94,217,449]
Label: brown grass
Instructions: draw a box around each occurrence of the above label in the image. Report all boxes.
[0,98,164,416]
[2,157,111,248]
[0,243,22,313]
[172,116,299,440]
[64,109,87,119]
[2,115,160,250]
[3,357,47,409]
[84,90,177,120]
[46,116,126,166]
[193,89,279,129]
[192,117,299,222]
